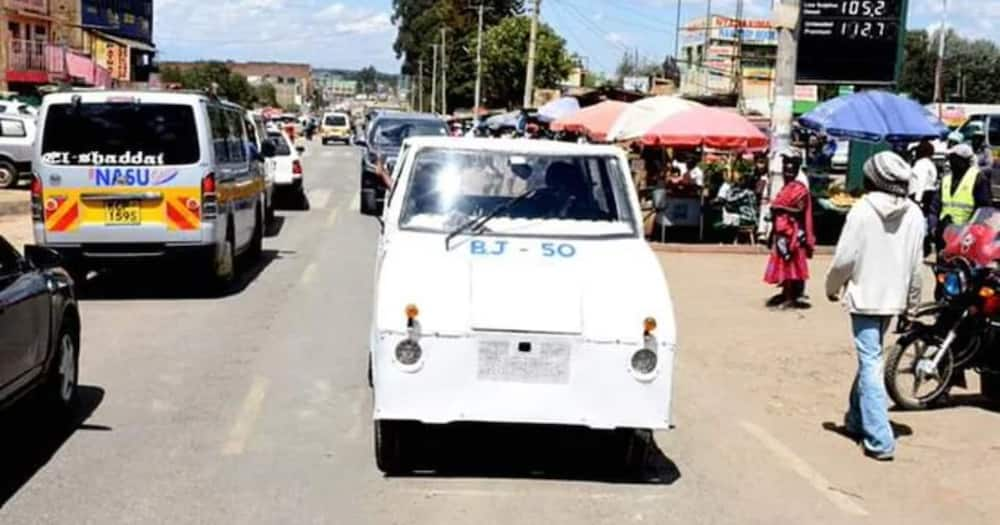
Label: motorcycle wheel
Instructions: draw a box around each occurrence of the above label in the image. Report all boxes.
[884,332,955,410]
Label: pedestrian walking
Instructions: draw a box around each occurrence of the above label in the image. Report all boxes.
[764,151,815,309]
[826,151,926,462]
[909,140,938,208]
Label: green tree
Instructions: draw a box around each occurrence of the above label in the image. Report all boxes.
[159,62,264,108]
[614,51,662,81]
[391,0,524,110]
[898,29,1000,104]
[481,16,572,108]
[253,83,278,107]
[357,65,379,94]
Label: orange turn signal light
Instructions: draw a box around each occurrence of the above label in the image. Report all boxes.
[405,304,420,320]
[643,317,657,334]
[980,287,996,299]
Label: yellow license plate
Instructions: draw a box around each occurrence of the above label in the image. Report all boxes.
[105,200,141,225]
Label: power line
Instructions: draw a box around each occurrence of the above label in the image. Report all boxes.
[547,0,616,73]
[552,0,629,54]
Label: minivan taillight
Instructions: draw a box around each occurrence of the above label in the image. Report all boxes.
[292,160,303,176]
[201,173,218,220]
[30,173,43,222]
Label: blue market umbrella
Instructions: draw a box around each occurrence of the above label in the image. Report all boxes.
[798,91,948,143]
[537,97,580,123]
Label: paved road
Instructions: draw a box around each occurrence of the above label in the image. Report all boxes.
[1,144,996,524]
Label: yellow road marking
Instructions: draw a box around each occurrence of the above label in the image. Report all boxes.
[740,421,869,516]
[222,375,270,456]
[327,206,339,227]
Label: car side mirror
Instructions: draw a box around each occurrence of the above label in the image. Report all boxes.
[354,138,367,148]
[296,145,306,154]
[23,245,62,270]
[260,140,276,158]
[360,188,385,218]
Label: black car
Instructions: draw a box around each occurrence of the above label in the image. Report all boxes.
[357,113,448,212]
[0,236,80,414]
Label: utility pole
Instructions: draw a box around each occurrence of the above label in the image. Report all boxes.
[431,44,438,114]
[441,28,448,116]
[473,3,486,122]
[523,0,541,109]
[932,0,947,115]
[759,0,800,236]
[673,0,682,59]
[417,58,424,112]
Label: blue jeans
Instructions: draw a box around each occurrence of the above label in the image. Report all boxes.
[846,315,895,455]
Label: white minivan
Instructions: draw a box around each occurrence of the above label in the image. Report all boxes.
[362,137,678,474]
[32,90,268,288]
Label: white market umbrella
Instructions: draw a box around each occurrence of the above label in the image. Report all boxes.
[604,96,703,142]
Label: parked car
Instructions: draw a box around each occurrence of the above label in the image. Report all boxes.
[362,137,677,474]
[0,236,80,414]
[245,111,276,223]
[263,130,305,202]
[357,112,448,213]
[0,114,36,189]
[32,91,267,289]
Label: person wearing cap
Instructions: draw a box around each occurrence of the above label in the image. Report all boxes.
[927,143,993,245]
[968,122,995,170]
[946,130,964,149]
[763,151,815,309]
[826,151,926,462]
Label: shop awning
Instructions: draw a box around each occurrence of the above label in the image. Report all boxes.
[92,31,157,53]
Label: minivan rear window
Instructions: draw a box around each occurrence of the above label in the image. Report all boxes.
[325,115,347,127]
[41,103,200,166]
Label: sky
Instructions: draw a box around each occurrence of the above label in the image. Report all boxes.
[154,0,1000,75]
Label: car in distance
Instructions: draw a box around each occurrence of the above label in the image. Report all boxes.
[0,114,36,189]
[0,236,80,415]
[320,112,352,145]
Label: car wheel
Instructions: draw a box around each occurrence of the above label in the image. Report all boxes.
[374,420,414,475]
[248,206,264,260]
[982,372,1000,402]
[0,160,18,189]
[46,324,79,414]
[208,225,237,293]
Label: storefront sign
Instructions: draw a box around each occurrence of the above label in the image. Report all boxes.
[798,0,905,84]
[838,85,856,96]
[794,85,819,102]
[95,38,129,81]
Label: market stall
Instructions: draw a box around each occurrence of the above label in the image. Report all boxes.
[550,100,628,140]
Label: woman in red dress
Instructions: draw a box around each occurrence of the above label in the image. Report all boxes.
[765,152,815,309]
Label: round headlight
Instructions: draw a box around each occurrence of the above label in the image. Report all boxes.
[630,349,658,375]
[395,339,422,366]
[944,272,965,297]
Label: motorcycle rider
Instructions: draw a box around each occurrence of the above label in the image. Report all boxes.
[927,144,993,248]
[826,151,926,461]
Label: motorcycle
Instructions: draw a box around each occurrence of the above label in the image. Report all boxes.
[884,207,1000,410]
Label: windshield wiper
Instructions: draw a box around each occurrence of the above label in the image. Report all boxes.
[444,187,542,250]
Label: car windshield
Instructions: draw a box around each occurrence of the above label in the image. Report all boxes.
[266,133,292,156]
[41,103,200,165]
[399,148,637,238]
[325,115,347,126]
[375,119,447,146]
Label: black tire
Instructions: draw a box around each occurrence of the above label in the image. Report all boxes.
[367,354,373,389]
[207,225,237,293]
[265,199,276,225]
[0,160,18,189]
[982,372,1000,402]
[884,332,955,410]
[247,206,264,260]
[618,429,651,474]
[375,420,413,475]
[45,322,80,416]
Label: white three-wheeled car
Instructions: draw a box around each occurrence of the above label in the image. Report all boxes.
[361,137,677,473]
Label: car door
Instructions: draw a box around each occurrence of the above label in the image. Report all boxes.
[0,237,47,392]
[226,109,256,249]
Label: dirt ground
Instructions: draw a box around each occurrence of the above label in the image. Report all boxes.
[0,212,31,250]
[660,251,1000,522]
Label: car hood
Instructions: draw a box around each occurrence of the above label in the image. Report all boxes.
[375,233,676,344]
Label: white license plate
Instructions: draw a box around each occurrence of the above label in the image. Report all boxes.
[477,340,571,384]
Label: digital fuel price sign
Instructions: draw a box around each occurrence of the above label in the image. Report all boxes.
[797,0,906,84]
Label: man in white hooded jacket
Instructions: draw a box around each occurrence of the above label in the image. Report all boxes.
[826,151,926,461]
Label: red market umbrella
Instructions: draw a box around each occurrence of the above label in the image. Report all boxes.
[641,106,769,151]
[551,100,628,140]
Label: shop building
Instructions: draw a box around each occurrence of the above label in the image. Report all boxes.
[0,0,115,94]
[679,15,777,117]
[81,0,156,83]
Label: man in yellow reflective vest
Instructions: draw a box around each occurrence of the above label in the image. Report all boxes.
[928,144,993,245]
